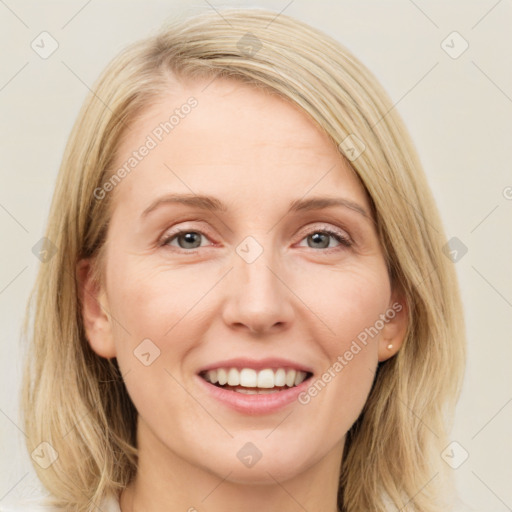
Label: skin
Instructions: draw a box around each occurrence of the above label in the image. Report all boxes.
[78,77,408,512]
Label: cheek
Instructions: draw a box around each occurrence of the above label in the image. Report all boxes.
[104,259,208,428]
[103,255,207,398]
[106,251,391,371]
[289,261,390,438]
[294,260,391,347]
[101,246,391,476]
[107,257,205,341]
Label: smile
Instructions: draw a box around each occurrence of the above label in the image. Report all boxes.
[200,367,312,394]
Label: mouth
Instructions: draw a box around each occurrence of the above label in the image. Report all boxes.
[199,367,314,394]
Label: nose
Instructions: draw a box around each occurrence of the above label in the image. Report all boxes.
[221,245,295,335]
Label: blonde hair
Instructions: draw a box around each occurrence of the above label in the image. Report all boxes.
[21,8,466,511]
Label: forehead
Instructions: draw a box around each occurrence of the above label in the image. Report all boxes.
[109,77,369,211]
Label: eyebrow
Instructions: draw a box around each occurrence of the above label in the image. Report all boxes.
[141,193,371,220]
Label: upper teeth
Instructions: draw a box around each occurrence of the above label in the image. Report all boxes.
[203,368,308,388]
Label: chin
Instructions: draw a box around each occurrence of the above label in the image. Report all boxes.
[213,459,310,485]
[193,437,320,485]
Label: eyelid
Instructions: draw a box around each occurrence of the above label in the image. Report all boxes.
[158,224,215,248]
[159,221,353,252]
[297,222,352,242]
[294,225,354,253]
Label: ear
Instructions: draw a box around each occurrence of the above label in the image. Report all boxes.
[76,258,116,359]
[378,290,409,362]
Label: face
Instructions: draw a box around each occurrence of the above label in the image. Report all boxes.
[80,77,407,484]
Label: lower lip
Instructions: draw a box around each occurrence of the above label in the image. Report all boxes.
[196,374,312,415]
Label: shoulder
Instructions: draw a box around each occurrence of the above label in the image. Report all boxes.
[0,500,53,512]
[0,502,54,512]
[0,493,121,512]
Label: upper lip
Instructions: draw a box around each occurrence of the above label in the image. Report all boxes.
[197,357,314,374]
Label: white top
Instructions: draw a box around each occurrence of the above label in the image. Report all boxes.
[0,492,477,512]
[0,493,121,512]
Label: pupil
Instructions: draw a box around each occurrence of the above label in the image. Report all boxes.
[310,232,328,248]
[178,232,331,249]
[181,232,201,248]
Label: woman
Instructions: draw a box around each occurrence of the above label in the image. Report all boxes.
[17,7,466,512]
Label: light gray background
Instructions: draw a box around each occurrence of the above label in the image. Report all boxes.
[1,1,511,510]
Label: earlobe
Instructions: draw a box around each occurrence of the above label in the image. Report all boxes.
[378,295,409,362]
[76,258,116,359]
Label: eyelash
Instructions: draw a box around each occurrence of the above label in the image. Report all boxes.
[159,225,353,254]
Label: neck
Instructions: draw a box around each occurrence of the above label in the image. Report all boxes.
[120,417,344,512]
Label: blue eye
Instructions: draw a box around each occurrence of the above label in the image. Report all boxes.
[299,229,352,250]
[160,227,352,253]
[162,231,209,250]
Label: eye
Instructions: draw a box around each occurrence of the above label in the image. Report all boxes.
[161,230,212,250]
[298,228,352,251]
[160,226,353,253]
